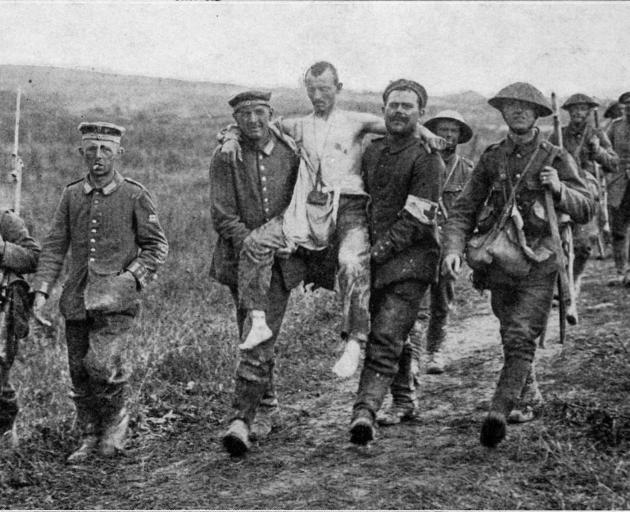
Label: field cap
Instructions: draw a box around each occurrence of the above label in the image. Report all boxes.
[228,90,272,112]
[78,122,125,143]
[383,79,428,109]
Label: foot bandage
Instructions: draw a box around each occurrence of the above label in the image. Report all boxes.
[239,310,273,350]
[332,338,362,378]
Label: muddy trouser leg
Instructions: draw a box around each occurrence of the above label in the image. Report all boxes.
[81,311,135,433]
[65,319,101,436]
[230,265,291,426]
[426,276,453,354]
[0,329,19,434]
[609,189,630,274]
[354,280,427,418]
[488,272,555,417]
[335,195,371,344]
[238,216,291,312]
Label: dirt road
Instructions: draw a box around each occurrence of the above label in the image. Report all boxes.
[2,259,629,509]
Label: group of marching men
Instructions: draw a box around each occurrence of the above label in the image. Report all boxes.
[0,59,628,463]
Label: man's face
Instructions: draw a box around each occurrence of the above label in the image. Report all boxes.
[435,120,461,150]
[501,100,538,135]
[233,105,272,141]
[568,104,591,126]
[80,139,120,178]
[305,69,341,116]
[623,101,630,122]
[383,89,422,137]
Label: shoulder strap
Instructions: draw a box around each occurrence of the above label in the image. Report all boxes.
[441,154,460,193]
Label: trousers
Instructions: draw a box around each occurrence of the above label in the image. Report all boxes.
[230,264,290,426]
[609,184,630,273]
[65,310,135,435]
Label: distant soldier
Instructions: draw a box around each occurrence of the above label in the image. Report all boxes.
[32,122,168,463]
[606,92,630,285]
[549,94,618,294]
[210,91,307,456]
[604,101,623,129]
[442,83,595,448]
[349,79,443,444]
[414,110,474,376]
[0,179,40,448]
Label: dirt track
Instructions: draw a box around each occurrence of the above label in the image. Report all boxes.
[2,259,630,509]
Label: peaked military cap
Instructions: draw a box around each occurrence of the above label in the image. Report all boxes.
[424,110,473,143]
[488,82,552,117]
[618,91,630,104]
[604,101,623,119]
[78,122,125,143]
[383,79,428,108]
[561,93,599,110]
[228,90,272,112]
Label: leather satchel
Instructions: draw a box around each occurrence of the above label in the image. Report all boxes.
[465,146,548,277]
[305,161,338,247]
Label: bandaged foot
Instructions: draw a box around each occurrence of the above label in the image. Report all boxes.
[239,310,273,350]
[332,338,362,379]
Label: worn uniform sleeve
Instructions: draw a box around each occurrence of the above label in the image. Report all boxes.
[371,151,443,264]
[126,188,169,288]
[31,189,71,296]
[442,154,494,256]
[593,128,619,171]
[0,212,40,274]
[209,149,251,253]
[552,149,596,224]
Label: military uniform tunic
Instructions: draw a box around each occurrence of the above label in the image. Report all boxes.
[0,210,40,433]
[32,171,168,433]
[353,133,443,416]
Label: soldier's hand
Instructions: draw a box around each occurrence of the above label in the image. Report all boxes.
[540,166,562,196]
[441,253,462,280]
[589,135,601,153]
[32,292,52,327]
[220,138,242,168]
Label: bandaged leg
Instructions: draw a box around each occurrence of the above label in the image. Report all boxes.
[333,337,363,378]
[239,310,273,350]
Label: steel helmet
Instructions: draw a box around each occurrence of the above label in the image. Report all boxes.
[424,110,473,143]
[488,82,552,117]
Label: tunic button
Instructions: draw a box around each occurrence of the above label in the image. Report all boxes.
[261,176,267,182]
[264,198,269,203]
[516,153,522,158]
[90,238,95,243]
[89,258,95,262]
[91,229,96,233]
[262,186,267,192]
[90,248,96,252]
[260,165,265,171]
[516,173,521,178]
[92,219,97,224]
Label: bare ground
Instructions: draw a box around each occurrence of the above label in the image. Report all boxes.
[2,258,630,509]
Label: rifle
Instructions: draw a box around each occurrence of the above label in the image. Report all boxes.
[592,109,610,257]
[0,89,22,385]
[542,93,578,345]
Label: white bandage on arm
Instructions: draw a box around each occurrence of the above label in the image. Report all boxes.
[403,195,438,225]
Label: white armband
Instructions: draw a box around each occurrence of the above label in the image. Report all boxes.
[403,195,438,225]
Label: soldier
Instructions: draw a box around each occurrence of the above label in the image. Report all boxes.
[0,177,40,448]
[219,62,445,382]
[415,110,474,376]
[349,79,443,444]
[549,94,618,294]
[210,91,306,456]
[604,101,623,128]
[606,92,630,285]
[442,83,595,448]
[32,122,168,463]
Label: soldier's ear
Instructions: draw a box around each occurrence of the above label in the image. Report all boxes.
[118,147,125,155]
[419,108,425,118]
[78,147,84,156]
[337,81,343,92]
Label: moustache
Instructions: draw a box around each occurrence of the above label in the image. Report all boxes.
[389,114,409,123]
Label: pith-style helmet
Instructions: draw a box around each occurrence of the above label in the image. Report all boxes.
[424,110,473,143]
[488,82,552,117]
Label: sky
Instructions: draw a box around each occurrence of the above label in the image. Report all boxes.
[0,1,628,98]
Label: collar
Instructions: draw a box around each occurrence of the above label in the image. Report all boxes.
[505,128,541,155]
[384,133,418,155]
[83,171,124,195]
[241,133,276,156]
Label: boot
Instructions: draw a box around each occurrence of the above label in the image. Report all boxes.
[610,237,628,284]
[99,407,130,456]
[0,391,19,436]
[508,365,544,424]
[249,404,279,441]
[67,390,101,463]
[222,419,251,456]
[481,356,531,448]
[379,345,419,426]
[426,350,446,375]
[351,367,393,445]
